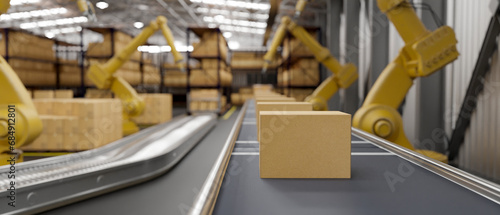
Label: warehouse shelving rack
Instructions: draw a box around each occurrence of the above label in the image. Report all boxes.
[230,50,278,97]
[1,28,60,91]
[277,27,322,100]
[137,51,162,93]
[186,27,232,115]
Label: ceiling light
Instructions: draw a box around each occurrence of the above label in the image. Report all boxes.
[10,0,40,6]
[134,22,144,29]
[219,25,265,35]
[137,4,149,10]
[96,2,109,9]
[228,41,240,50]
[138,45,193,53]
[0,7,67,21]
[190,0,270,10]
[195,8,269,20]
[203,16,267,29]
[45,32,55,38]
[223,32,232,38]
[45,26,83,37]
[20,16,88,29]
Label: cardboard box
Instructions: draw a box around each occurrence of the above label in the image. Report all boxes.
[59,64,82,87]
[259,111,351,178]
[164,71,187,87]
[281,68,319,86]
[191,31,229,60]
[33,90,55,99]
[24,99,123,151]
[201,59,227,70]
[131,94,172,125]
[0,30,55,61]
[85,89,113,98]
[255,97,296,104]
[256,102,313,141]
[253,84,273,93]
[54,90,74,98]
[190,69,232,87]
[289,88,314,102]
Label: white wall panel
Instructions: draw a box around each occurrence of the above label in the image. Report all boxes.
[446,0,500,182]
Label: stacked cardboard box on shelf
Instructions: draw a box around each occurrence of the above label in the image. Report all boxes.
[282,30,316,60]
[0,30,57,87]
[279,59,319,87]
[190,69,232,87]
[191,31,229,60]
[143,64,161,85]
[231,52,266,69]
[86,29,142,86]
[164,70,187,87]
[189,29,232,87]
[189,89,227,112]
[54,90,74,98]
[32,90,74,99]
[131,94,172,125]
[86,30,141,61]
[0,30,56,61]
[58,59,82,87]
[86,59,141,86]
[85,89,114,98]
[23,99,123,151]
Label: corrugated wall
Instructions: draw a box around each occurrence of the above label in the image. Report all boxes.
[446,0,500,182]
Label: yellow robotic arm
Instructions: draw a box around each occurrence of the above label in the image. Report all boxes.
[87,16,183,135]
[352,0,459,162]
[77,0,97,22]
[262,0,357,110]
[266,16,358,110]
[282,17,358,111]
[0,0,42,164]
[294,0,308,19]
[262,0,308,73]
[262,19,287,73]
[158,16,184,71]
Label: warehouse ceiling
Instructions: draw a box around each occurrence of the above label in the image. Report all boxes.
[0,0,326,50]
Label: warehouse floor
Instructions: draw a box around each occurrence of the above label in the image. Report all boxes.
[42,108,241,215]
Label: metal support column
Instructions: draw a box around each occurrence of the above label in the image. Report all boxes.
[367,0,389,89]
[343,0,361,114]
[326,0,342,110]
[417,0,447,153]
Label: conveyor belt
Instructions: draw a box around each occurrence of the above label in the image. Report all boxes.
[43,109,240,215]
[191,100,500,215]
[0,113,222,214]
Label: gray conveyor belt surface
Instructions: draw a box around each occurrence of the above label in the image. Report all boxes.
[212,101,500,215]
[43,108,240,215]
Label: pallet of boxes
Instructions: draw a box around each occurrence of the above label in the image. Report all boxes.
[278,28,319,101]
[0,29,56,87]
[86,28,142,87]
[22,98,123,152]
[253,84,352,179]
[188,28,232,114]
